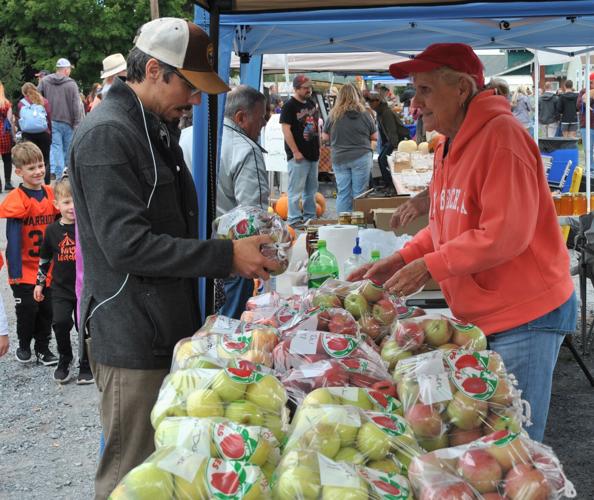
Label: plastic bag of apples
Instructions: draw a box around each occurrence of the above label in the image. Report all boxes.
[380,314,488,371]
[271,449,415,500]
[393,351,527,454]
[283,405,425,476]
[408,430,576,499]
[277,306,362,339]
[154,417,281,482]
[305,279,416,343]
[281,358,396,405]
[150,366,289,446]
[108,446,270,499]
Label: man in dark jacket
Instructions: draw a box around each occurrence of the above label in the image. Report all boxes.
[558,79,579,138]
[538,82,560,137]
[367,92,409,191]
[70,18,278,499]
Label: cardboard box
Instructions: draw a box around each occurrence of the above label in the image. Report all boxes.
[353,194,413,224]
[371,207,440,292]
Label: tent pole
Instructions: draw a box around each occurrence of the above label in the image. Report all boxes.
[533,51,539,144]
[587,52,591,211]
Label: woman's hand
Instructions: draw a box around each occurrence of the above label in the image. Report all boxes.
[384,258,431,297]
[347,253,405,284]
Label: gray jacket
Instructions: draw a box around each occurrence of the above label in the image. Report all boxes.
[70,78,233,369]
[216,118,269,216]
[38,73,83,128]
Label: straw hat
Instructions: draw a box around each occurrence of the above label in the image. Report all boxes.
[100,53,127,79]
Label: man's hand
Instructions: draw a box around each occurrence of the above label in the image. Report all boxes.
[293,150,305,162]
[33,285,45,302]
[347,253,405,284]
[391,189,430,229]
[0,336,8,357]
[384,258,431,297]
[232,235,281,281]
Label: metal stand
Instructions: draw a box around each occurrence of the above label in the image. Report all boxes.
[563,336,594,387]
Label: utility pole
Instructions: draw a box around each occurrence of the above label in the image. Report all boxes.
[150,0,159,20]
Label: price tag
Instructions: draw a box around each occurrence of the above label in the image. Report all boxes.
[210,316,241,334]
[397,350,445,377]
[157,448,205,483]
[290,331,319,354]
[336,387,360,403]
[418,372,453,404]
[177,420,210,456]
[299,360,331,377]
[318,453,361,488]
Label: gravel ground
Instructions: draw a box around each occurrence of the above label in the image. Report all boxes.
[0,185,593,499]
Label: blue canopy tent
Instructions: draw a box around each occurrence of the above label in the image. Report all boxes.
[193,0,594,316]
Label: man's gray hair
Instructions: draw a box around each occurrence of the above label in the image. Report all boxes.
[224,85,266,119]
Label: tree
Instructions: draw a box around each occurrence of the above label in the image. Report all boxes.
[0,37,25,100]
[0,0,193,93]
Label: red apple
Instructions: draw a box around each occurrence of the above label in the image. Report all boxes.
[419,482,475,500]
[449,427,483,447]
[504,463,550,500]
[373,299,398,325]
[405,403,444,438]
[482,493,506,500]
[458,449,502,494]
[328,315,358,335]
[396,321,425,349]
[359,316,383,339]
[315,363,349,388]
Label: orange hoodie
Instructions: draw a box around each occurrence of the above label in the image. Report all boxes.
[400,90,574,334]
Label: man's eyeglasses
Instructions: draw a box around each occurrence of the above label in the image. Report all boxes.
[173,69,200,97]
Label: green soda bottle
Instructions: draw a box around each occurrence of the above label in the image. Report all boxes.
[371,249,381,262]
[307,239,339,288]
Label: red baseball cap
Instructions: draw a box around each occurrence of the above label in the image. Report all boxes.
[389,43,485,89]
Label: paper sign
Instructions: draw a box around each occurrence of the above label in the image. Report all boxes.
[290,331,319,354]
[318,453,361,488]
[418,372,453,404]
[158,448,204,483]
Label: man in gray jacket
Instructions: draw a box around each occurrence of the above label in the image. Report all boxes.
[217,85,269,318]
[38,58,83,179]
[70,19,278,499]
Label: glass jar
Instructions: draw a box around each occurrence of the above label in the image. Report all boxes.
[560,193,574,216]
[552,194,562,215]
[306,227,319,257]
[573,193,587,216]
[338,212,352,225]
[351,211,365,227]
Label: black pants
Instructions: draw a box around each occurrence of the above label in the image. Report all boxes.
[377,143,395,188]
[1,152,12,188]
[52,295,76,363]
[22,131,51,185]
[11,283,52,353]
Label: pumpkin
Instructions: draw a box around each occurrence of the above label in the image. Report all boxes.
[417,141,429,154]
[315,192,327,214]
[428,134,445,153]
[275,194,289,220]
[316,202,324,217]
[397,139,418,153]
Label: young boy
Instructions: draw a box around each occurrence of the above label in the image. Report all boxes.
[34,177,93,383]
[0,141,59,365]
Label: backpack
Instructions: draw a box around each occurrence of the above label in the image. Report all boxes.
[18,99,47,133]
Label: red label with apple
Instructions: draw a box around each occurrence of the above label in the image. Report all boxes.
[480,429,520,447]
[206,459,258,499]
[446,350,490,371]
[450,367,498,401]
[220,333,251,355]
[338,358,369,372]
[359,467,411,500]
[366,390,402,414]
[224,367,264,384]
[322,334,359,358]
[212,422,258,461]
[370,413,408,437]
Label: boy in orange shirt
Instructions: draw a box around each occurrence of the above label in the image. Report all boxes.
[0,142,59,364]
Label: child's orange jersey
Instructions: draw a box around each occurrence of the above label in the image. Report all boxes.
[0,185,59,285]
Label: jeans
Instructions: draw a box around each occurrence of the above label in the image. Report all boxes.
[287,158,318,226]
[50,120,73,179]
[487,292,577,442]
[219,276,255,320]
[580,127,594,169]
[377,143,394,188]
[333,152,373,213]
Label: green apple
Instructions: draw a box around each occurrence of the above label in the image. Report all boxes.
[485,411,521,434]
[422,318,452,347]
[342,389,374,411]
[381,340,412,371]
[173,460,208,499]
[334,446,366,465]
[244,479,268,500]
[396,378,420,410]
[111,462,174,500]
[446,391,488,430]
[452,325,487,350]
[154,418,187,449]
[245,375,285,412]
[249,437,272,466]
[186,389,224,418]
[261,460,276,483]
[295,424,341,458]
[211,370,246,401]
[344,292,369,320]
[150,400,188,430]
[225,400,264,426]
[361,280,385,303]
[303,388,339,406]
[356,422,391,460]
[313,293,342,309]
[264,413,285,442]
[167,370,203,398]
[417,434,449,452]
[322,477,368,500]
[367,458,402,474]
[274,465,321,500]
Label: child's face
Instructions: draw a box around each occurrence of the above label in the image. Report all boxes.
[54,195,75,222]
[15,160,45,189]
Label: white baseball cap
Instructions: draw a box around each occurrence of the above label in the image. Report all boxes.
[100,53,127,79]
[56,58,72,68]
[134,17,229,95]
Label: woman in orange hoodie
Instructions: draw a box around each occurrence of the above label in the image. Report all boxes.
[350,43,576,442]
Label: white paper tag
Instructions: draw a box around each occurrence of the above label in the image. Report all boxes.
[397,350,445,377]
[336,387,360,403]
[418,372,453,405]
[299,360,331,378]
[322,405,361,427]
[290,331,319,354]
[177,420,211,456]
[318,453,361,488]
[210,316,242,334]
[157,447,204,483]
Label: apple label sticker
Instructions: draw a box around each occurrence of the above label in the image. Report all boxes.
[290,331,319,354]
[418,372,453,404]
[157,447,204,483]
[317,453,361,488]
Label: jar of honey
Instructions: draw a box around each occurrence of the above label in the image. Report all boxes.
[306,227,319,256]
[338,212,352,225]
[560,193,574,216]
[573,193,587,215]
[552,194,562,215]
[351,211,365,227]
